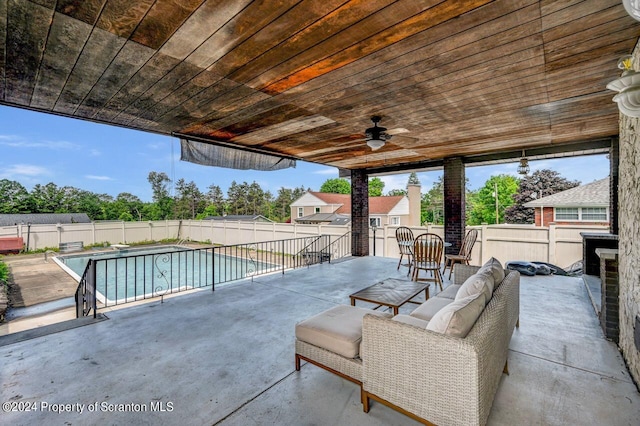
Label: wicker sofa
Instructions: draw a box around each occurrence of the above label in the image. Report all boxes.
[294,261,519,426]
[361,263,520,426]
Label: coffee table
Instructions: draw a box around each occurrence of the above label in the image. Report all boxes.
[349,278,430,315]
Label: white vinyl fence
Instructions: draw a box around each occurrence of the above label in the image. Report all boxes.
[0,219,608,269]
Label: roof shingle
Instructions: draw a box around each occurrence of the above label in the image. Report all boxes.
[309,192,404,214]
[523,177,609,208]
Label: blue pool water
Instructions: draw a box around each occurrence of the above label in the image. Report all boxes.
[57,245,276,304]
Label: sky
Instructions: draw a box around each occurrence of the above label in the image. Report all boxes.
[0,105,610,202]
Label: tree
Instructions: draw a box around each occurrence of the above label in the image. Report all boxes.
[62,188,104,219]
[274,187,293,221]
[387,189,407,196]
[273,186,307,222]
[30,182,65,213]
[147,171,173,219]
[368,177,385,196]
[247,181,266,215]
[174,179,205,219]
[0,179,31,213]
[468,174,519,225]
[407,172,420,185]
[504,169,580,224]
[421,176,444,224]
[205,184,226,217]
[227,181,250,215]
[148,171,171,202]
[319,178,350,194]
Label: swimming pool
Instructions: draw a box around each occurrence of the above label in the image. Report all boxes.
[56,245,278,305]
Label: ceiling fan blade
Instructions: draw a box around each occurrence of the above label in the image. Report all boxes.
[387,128,410,135]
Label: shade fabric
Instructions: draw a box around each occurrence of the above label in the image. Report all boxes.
[180,138,296,171]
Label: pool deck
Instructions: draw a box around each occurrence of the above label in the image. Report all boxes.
[3,253,78,308]
[1,256,639,425]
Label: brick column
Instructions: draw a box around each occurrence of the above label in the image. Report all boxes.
[351,169,369,256]
[597,248,619,343]
[610,137,619,235]
[444,157,465,255]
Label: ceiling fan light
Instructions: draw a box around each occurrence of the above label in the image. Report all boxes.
[367,139,385,150]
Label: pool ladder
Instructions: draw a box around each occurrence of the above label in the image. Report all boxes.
[44,249,57,263]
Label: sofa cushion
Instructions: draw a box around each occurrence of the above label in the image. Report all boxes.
[455,271,493,305]
[392,314,429,329]
[479,257,505,284]
[437,284,461,300]
[409,297,454,321]
[426,292,485,338]
[295,305,392,359]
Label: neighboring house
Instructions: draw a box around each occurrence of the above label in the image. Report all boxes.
[290,184,421,226]
[523,177,609,226]
[203,215,273,222]
[0,213,91,227]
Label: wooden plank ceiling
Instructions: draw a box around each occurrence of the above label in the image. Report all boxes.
[1,0,638,170]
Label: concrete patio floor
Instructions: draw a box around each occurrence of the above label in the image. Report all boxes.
[1,256,638,425]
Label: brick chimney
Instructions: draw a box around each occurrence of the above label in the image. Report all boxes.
[407,183,421,226]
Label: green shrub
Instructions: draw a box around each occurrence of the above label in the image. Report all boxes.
[0,260,9,285]
[86,242,110,249]
[25,246,59,254]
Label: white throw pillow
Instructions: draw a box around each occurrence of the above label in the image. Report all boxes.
[479,257,505,284]
[426,292,485,338]
[455,271,493,305]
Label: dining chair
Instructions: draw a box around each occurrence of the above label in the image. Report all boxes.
[443,229,478,279]
[395,226,414,275]
[412,233,444,291]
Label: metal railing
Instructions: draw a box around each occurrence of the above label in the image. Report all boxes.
[75,259,96,318]
[327,231,352,261]
[76,235,334,316]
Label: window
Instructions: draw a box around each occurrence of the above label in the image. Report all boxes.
[581,207,607,221]
[369,217,381,227]
[298,207,303,218]
[555,208,579,221]
[315,207,321,213]
[555,207,607,222]
[391,216,400,225]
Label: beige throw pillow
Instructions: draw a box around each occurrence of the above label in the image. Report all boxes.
[455,271,493,305]
[479,257,505,284]
[426,292,485,338]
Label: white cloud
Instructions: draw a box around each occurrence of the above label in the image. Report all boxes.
[5,164,49,176]
[85,175,114,181]
[313,167,339,175]
[89,149,101,156]
[147,142,166,150]
[379,174,409,191]
[0,137,80,150]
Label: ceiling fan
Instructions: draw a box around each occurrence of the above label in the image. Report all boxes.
[365,115,391,150]
[362,116,412,150]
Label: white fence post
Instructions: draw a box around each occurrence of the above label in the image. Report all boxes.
[548,223,556,264]
[481,224,488,264]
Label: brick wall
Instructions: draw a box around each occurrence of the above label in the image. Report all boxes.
[534,207,555,226]
[351,169,369,256]
[443,157,465,255]
[534,207,609,227]
[598,250,619,343]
